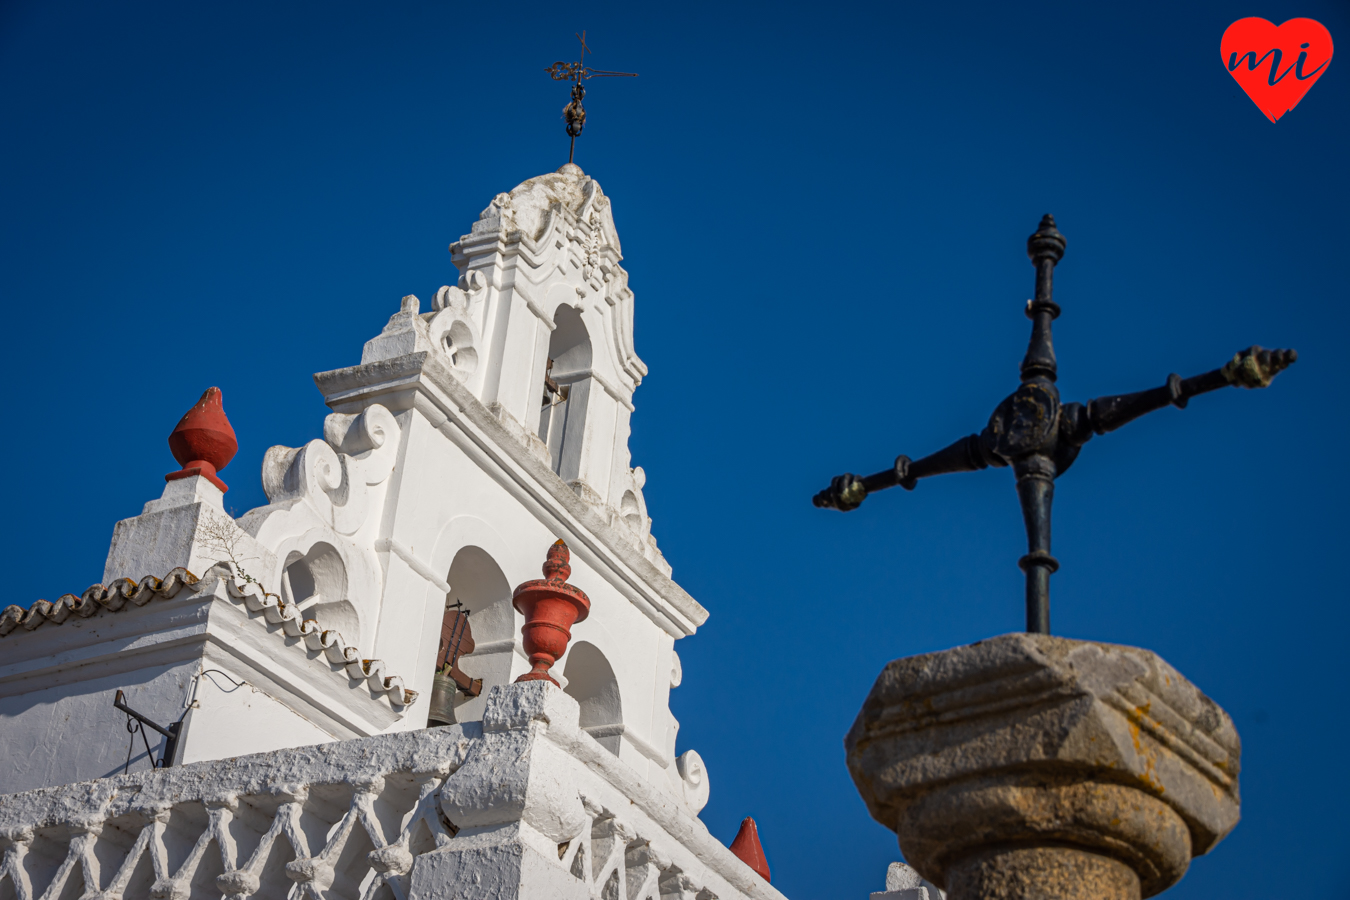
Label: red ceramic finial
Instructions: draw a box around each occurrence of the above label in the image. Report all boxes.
[542,539,571,582]
[512,539,590,686]
[166,387,238,493]
[729,817,771,882]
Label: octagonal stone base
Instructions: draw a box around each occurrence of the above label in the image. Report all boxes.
[845,634,1241,900]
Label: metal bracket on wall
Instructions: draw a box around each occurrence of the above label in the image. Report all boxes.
[113,689,181,770]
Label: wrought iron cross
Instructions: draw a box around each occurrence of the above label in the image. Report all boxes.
[813,215,1296,634]
[546,31,638,165]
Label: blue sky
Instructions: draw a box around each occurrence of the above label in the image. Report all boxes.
[2,1,1347,897]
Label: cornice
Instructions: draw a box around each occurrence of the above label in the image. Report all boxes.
[314,352,708,638]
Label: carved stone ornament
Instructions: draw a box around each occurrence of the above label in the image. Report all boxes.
[427,283,483,381]
[845,633,1240,900]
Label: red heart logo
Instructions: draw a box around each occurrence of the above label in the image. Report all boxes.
[1221,18,1333,122]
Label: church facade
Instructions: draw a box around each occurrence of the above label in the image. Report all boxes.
[0,165,794,900]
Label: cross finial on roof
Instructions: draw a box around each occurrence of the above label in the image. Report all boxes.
[545,31,638,165]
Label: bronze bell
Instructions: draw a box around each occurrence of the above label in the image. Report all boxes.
[427,673,457,727]
[427,601,482,727]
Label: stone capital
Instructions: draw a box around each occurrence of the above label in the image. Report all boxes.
[845,633,1240,899]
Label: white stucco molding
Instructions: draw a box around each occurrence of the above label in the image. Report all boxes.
[582,722,669,769]
[511,280,558,331]
[313,351,709,639]
[469,638,528,660]
[588,369,636,412]
[375,537,453,595]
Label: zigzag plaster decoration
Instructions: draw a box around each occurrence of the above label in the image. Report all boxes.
[0,564,417,709]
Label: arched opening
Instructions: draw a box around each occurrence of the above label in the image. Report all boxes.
[620,490,642,533]
[280,542,356,642]
[537,305,592,481]
[563,641,623,755]
[443,546,513,724]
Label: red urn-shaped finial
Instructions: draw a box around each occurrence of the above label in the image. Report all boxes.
[512,540,591,686]
[729,817,771,882]
[166,387,238,493]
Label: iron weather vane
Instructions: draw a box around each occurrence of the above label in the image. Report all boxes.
[546,30,638,165]
[813,214,1297,635]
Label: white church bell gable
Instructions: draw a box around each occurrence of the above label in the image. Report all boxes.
[0,163,789,900]
[2,163,707,808]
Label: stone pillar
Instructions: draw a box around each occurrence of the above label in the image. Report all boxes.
[845,634,1240,900]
